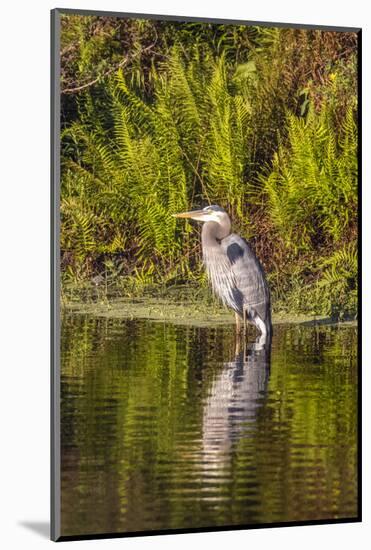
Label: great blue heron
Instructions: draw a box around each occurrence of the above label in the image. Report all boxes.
[174,205,272,339]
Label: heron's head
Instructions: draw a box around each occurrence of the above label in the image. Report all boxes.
[173,205,229,223]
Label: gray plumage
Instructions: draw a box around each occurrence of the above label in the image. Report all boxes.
[174,204,272,337]
[203,230,271,328]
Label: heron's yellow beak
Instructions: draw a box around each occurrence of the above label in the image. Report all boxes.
[172,209,205,219]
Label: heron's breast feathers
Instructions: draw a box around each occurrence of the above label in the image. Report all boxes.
[203,248,242,312]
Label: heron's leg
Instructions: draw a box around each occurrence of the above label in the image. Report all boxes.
[243,306,248,339]
[235,312,242,333]
[235,330,241,356]
[235,313,244,354]
[243,333,247,361]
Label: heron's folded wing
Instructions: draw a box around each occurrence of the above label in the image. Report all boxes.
[222,234,269,307]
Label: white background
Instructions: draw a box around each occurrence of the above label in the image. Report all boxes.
[0,0,368,548]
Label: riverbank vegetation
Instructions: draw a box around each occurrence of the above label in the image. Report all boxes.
[60,15,358,319]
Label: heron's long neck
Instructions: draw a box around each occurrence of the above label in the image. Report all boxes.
[201,220,231,248]
[201,219,233,300]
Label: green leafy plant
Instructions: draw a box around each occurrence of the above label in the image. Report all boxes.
[60,21,358,318]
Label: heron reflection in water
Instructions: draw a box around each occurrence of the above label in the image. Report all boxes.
[202,334,271,477]
[174,205,272,343]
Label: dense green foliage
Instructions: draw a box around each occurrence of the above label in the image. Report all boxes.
[60,15,358,318]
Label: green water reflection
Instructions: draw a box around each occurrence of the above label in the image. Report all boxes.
[60,316,358,536]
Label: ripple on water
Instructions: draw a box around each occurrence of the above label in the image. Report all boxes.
[60,317,358,536]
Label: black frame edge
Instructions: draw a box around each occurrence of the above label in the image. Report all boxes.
[56,517,361,542]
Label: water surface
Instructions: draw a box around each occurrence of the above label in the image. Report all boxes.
[61,315,358,536]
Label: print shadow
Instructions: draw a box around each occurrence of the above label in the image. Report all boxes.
[18,521,50,539]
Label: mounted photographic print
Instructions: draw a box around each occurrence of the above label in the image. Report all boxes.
[51,8,361,541]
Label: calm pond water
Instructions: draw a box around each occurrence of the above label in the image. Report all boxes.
[60,315,358,537]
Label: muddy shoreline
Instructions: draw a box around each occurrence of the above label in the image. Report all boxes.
[62,297,357,328]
